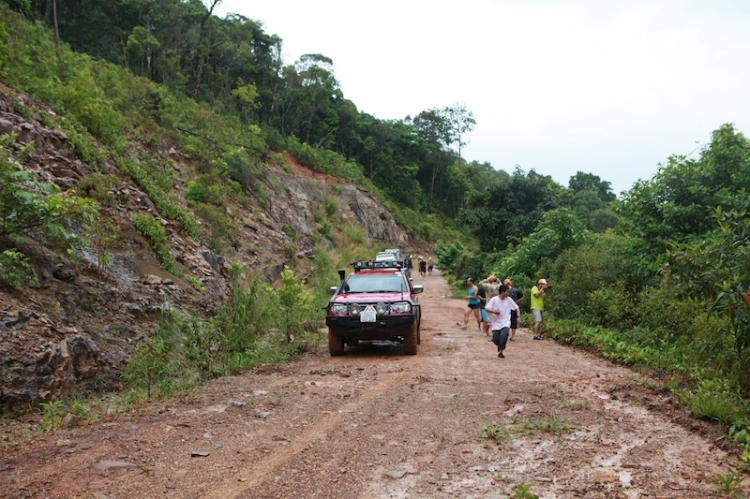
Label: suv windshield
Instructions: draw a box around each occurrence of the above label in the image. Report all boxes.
[343,274,408,293]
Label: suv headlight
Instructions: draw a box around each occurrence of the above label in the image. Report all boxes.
[348,303,361,315]
[390,302,411,313]
[331,303,348,314]
[375,302,388,315]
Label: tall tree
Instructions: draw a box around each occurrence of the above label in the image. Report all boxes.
[462,168,563,252]
[568,171,616,202]
[408,109,453,207]
[445,103,476,164]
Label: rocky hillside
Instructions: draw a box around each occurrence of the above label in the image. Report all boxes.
[0,86,423,413]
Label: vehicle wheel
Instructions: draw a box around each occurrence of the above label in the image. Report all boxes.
[417,314,422,345]
[403,322,418,355]
[328,328,345,356]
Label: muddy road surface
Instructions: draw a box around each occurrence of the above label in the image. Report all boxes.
[0,271,735,498]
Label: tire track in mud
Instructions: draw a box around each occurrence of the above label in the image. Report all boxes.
[0,270,736,498]
[204,365,416,498]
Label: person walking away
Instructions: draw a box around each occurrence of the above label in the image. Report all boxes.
[531,278,549,340]
[477,280,489,336]
[504,278,525,341]
[418,257,427,278]
[478,275,500,336]
[428,257,434,275]
[461,278,481,330]
[486,284,520,358]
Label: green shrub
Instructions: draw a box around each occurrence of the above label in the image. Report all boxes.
[192,202,240,253]
[0,134,98,245]
[316,221,331,237]
[275,266,318,343]
[184,275,206,292]
[0,249,38,288]
[132,213,175,270]
[322,194,338,219]
[76,173,119,206]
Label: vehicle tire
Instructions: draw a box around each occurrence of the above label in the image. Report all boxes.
[403,322,418,355]
[328,328,345,356]
[417,313,422,345]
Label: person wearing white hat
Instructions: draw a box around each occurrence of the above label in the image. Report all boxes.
[531,278,549,340]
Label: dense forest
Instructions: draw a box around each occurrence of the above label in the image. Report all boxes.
[3,0,750,462]
[1,0,619,237]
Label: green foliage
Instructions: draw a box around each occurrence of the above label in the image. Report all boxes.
[275,266,318,343]
[462,167,565,252]
[712,468,744,496]
[665,209,750,358]
[340,224,367,246]
[76,173,120,207]
[213,277,271,356]
[286,135,365,183]
[191,202,240,254]
[322,194,339,219]
[618,124,750,257]
[184,275,206,292]
[39,400,66,432]
[283,242,297,259]
[0,248,38,288]
[316,221,331,237]
[0,134,98,245]
[497,208,592,279]
[87,217,120,271]
[222,145,266,188]
[124,332,176,401]
[514,483,539,499]
[116,155,200,240]
[484,421,512,444]
[132,213,175,270]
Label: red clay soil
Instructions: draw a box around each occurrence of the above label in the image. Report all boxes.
[0,270,739,498]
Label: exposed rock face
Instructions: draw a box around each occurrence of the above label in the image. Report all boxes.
[0,86,420,412]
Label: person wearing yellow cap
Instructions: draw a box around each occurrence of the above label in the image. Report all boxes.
[531,278,549,340]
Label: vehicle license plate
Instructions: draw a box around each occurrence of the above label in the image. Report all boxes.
[360,305,376,323]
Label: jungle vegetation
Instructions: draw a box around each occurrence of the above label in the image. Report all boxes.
[2,1,750,445]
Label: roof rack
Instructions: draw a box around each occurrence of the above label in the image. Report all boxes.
[352,260,404,270]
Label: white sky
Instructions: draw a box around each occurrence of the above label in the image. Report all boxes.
[215,0,750,195]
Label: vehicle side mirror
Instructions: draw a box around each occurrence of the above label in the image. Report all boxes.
[329,286,338,295]
[412,285,424,294]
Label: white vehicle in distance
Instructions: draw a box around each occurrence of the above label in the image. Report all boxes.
[383,248,402,261]
[375,252,397,262]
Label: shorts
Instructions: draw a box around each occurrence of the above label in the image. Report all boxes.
[468,303,479,310]
[532,309,543,323]
[480,309,488,323]
[510,309,518,329]
[492,327,510,350]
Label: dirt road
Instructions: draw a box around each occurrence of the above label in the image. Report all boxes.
[0,272,734,498]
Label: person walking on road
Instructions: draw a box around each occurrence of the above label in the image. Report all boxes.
[477,280,489,336]
[531,278,549,340]
[461,277,481,331]
[504,278,524,341]
[478,275,500,337]
[428,257,434,275]
[486,284,520,358]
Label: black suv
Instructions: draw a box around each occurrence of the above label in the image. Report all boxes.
[325,261,423,356]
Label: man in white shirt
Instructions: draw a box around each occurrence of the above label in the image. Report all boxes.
[485,284,521,358]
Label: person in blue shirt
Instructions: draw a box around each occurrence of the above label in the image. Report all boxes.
[460,277,481,331]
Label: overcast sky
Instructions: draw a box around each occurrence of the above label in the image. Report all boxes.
[214,0,750,196]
